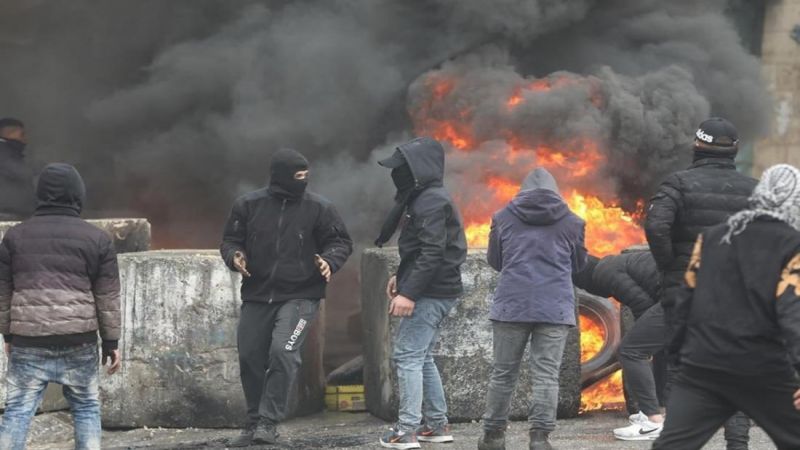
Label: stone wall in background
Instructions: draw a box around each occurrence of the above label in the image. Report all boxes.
[755,0,800,173]
[361,248,582,422]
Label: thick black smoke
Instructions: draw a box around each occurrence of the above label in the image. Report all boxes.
[0,0,769,368]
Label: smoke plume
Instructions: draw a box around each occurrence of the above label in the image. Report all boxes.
[0,0,770,367]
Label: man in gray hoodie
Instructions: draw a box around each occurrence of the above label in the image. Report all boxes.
[479,168,587,450]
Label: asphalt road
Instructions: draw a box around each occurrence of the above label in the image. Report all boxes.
[25,410,778,449]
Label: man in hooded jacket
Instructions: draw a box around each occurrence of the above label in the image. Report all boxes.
[375,137,467,449]
[652,164,800,449]
[220,148,353,447]
[0,163,121,450]
[479,168,587,450]
[0,118,35,219]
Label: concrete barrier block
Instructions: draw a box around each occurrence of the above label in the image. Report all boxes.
[0,218,151,254]
[361,248,581,422]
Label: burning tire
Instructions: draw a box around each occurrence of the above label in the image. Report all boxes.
[577,289,621,388]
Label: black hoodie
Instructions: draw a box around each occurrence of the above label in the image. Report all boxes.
[394,137,467,301]
[220,150,353,303]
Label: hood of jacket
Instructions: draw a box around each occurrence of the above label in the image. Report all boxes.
[35,163,86,216]
[509,168,569,225]
[397,137,445,189]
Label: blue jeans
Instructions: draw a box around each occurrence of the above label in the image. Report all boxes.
[0,343,101,450]
[483,322,569,433]
[393,297,458,433]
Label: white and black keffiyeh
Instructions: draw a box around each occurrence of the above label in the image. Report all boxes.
[722,164,800,244]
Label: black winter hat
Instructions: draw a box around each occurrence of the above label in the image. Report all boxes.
[694,117,738,150]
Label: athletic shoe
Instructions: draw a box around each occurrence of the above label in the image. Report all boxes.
[417,424,454,443]
[380,427,422,449]
[629,411,649,425]
[252,421,279,445]
[613,420,663,441]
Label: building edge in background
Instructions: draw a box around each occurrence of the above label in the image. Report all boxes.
[754,0,800,174]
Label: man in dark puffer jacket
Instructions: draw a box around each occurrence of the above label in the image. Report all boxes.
[644,117,755,448]
[0,163,121,450]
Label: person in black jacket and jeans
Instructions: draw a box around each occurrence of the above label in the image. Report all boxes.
[220,148,353,447]
[644,117,755,449]
[374,137,467,449]
[653,164,800,449]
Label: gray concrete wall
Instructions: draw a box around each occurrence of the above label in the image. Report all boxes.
[361,248,582,422]
[754,0,800,173]
[0,250,325,428]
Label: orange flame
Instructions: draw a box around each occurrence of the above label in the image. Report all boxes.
[581,370,626,412]
[412,71,643,411]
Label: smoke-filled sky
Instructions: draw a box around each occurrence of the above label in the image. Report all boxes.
[0,0,770,247]
[0,0,770,368]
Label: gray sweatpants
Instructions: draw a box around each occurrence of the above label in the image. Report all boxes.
[237,299,320,426]
[482,321,569,433]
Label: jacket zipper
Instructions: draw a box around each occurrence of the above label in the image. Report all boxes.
[268,199,288,303]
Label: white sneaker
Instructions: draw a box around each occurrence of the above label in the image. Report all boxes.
[628,411,649,425]
[613,420,663,441]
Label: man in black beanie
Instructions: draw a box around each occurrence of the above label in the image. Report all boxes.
[644,117,756,449]
[220,148,353,447]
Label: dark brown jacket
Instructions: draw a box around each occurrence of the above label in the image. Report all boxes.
[0,163,120,349]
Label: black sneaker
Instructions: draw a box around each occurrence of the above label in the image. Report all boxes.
[529,430,553,450]
[379,427,421,449]
[417,423,454,443]
[228,423,257,448]
[252,421,279,445]
[478,429,506,450]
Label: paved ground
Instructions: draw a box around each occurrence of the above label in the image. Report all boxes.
[25,410,777,449]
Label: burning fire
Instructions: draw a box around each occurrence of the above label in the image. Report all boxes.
[412,71,644,410]
[579,314,626,412]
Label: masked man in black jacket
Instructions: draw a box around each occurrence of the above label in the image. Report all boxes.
[220,149,353,447]
[653,164,800,449]
[644,117,756,449]
[375,137,467,449]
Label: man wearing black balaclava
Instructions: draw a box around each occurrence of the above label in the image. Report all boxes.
[220,148,353,447]
[642,117,756,448]
[375,137,467,449]
[0,118,35,220]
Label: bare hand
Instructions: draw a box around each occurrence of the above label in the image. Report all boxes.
[233,251,251,278]
[315,254,331,282]
[388,295,415,317]
[386,275,397,300]
[103,349,121,375]
[794,388,800,411]
[4,343,9,356]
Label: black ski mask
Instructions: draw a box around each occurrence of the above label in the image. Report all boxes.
[269,148,309,199]
[1,138,25,154]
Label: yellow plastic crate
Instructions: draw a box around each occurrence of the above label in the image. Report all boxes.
[325,385,366,412]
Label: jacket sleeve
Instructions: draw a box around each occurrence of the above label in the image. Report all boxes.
[397,202,449,302]
[644,175,683,272]
[0,237,13,342]
[571,222,588,273]
[314,202,353,274]
[487,217,502,271]
[93,236,121,348]
[776,251,800,373]
[220,198,248,271]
